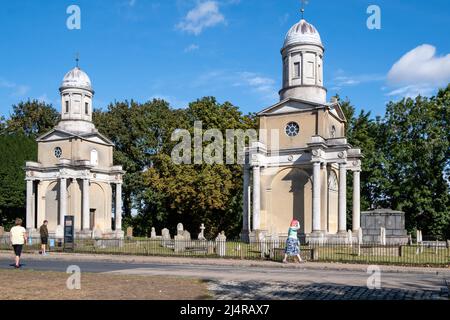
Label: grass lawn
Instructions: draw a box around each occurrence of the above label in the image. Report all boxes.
[0,269,211,300]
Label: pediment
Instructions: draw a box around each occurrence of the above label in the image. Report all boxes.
[37,129,114,146]
[258,97,346,122]
[257,98,324,116]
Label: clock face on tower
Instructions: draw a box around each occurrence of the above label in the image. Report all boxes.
[285,122,300,137]
[54,147,62,158]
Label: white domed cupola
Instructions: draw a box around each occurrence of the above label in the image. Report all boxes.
[57,65,96,134]
[284,19,322,48]
[280,18,326,103]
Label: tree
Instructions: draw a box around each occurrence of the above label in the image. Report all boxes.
[383,86,450,239]
[6,100,59,137]
[143,97,257,238]
[93,99,185,225]
[0,134,37,227]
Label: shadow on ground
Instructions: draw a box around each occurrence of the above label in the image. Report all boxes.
[207,280,447,300]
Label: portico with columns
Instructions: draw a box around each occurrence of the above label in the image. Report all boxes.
[242,17,362,241]
[25,65,125,239]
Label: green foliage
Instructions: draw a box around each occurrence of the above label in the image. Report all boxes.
[0,134,37,225]
[5,100,59,137]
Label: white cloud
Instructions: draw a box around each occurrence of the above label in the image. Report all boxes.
[176,1,226,35]
[233,72,278,101]
[387,44,450,98]
[388,44,450,86]
[184,44,200,53]
[330,73,385,91]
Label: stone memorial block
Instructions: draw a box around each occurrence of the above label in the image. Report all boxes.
[126,227,133,238]
[215,232,226,257]
[0,226,4,237]
[151,227,156,239]
[361,209,408,245]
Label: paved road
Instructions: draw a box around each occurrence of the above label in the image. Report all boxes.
[1,256,448,300]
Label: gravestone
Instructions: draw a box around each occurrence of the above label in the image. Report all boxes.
[380,227,386,245]
[347,230,353,246]
[361,209,408,244]
[0,226,4,237]
[126,227,133,238]
[183,230,191,241]
[198,224,206,240]
[161,228,171,247]
[357,228,363,244]
[177,223,184,236]
[151,227,156,239]
[174,234,186,253]
[215,231,226,257]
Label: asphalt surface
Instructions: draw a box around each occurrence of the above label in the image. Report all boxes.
[0,256,449,300]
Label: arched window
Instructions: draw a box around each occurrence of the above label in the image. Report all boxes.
[90,149,98,166]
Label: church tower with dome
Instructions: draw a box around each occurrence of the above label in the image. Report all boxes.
[25,65,125,239]
[242,15,363,242]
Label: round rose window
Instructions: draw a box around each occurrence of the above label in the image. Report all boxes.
[285,122,300,137]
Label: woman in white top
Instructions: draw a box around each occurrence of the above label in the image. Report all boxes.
[10,218,27,268]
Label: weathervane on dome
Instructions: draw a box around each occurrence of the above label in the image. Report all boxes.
[75,52,80,68]
[301,0,309,19]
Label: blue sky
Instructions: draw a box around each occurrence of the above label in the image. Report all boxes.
[0,0,449,119]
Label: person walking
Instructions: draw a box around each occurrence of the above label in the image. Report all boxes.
[282,219,304,264]
[10,218,27,268]
[39,220,49,255]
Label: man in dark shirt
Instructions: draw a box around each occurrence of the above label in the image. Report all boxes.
[39,220,49,255]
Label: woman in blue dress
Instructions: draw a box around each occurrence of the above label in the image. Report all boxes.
[282,219,304,264]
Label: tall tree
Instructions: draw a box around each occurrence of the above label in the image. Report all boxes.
[0,134,37,227]
[6,100,59,137]
[383,86,450,239]
[143,97,257,238]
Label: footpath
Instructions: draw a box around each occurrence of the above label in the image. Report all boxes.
[0,250,449,275]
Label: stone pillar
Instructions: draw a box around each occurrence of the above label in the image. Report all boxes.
[82,179,90,230]
[312,162,321,232]
[242,167,250,236]
[252,165,260,230]
[352,170,361,232]
[338,163,347,233]
[26,179,34,229]
[115,183,123,231]
[59,177,67,226]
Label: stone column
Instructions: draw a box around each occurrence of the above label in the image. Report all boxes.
[115,183,123,231]
[242,167,250,235]
[338,163,347,233]
[252,165,260,230]
[312,162,321,232]
[59,177,67,226]
[352,170,361,231]
[26,179,34,229]
[82,179,90,230]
